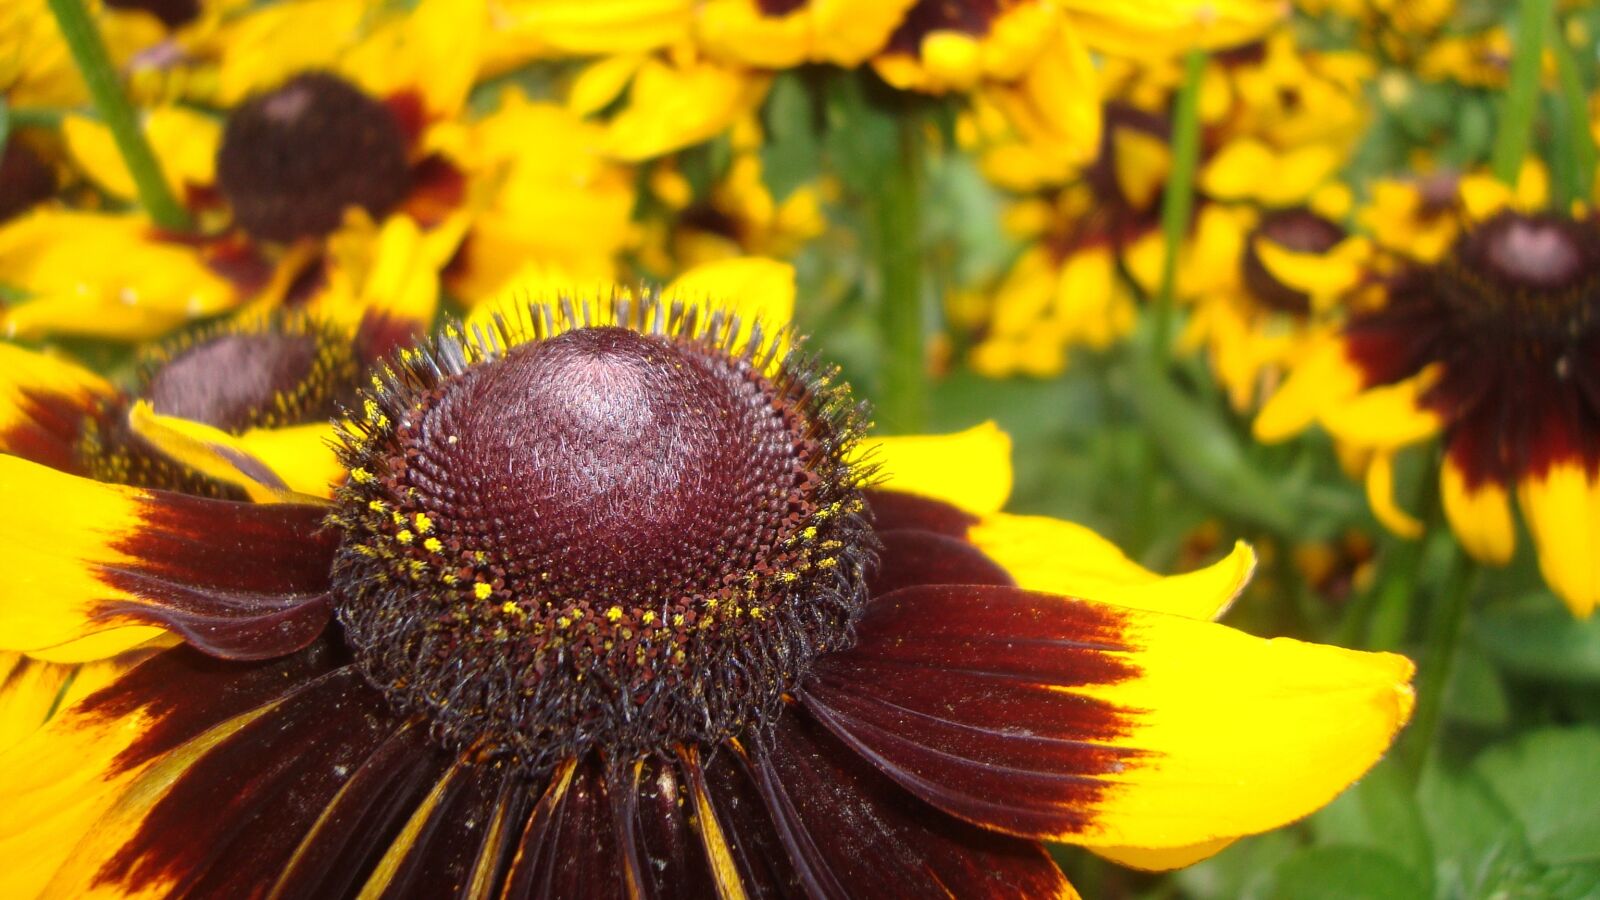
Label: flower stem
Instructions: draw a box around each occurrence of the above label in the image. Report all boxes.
[875,113,926,434]
[45,0,189,230]
[1550,18,1595,204]
[1490,0,1555,186]
[1402,547,1479,784]
[1152,49,1207,354]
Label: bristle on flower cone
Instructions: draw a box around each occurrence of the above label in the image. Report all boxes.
[328,291,879,774]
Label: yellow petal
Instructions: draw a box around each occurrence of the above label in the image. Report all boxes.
[1321,372,1443,451]
[569,54,648,116]
[1440,459,1514,566]
[1093,837,1236,871]
[1113,128,1173,211]
[1066,609,1415,848]
[234,423,346,500]
[1254,338,1365,443]
[966,513,1255,620]
[1253,235,1367,300]
[1518,463,1600,618]
[862,422,1013,515]
[125,401,311,504]
[664,256,796,338]
[61,107,221,202]
[0,343,115,459]
[1365,450,1424,539]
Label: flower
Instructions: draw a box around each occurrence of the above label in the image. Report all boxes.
[693,0,916,69]
[0,266,1414,895]
[1256,193,1600,618]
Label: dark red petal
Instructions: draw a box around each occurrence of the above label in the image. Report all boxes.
[0,387,95,474]
[77,638,349,775]
[361,762,532,899]
[697,746,808,899]
[802,584,1140,839]
[864,489,977,538]
[869,528,1013,596]
[268,724,455,899]
[503,760,628,900]
[609,756,719,900]
[741,707,1073,899]
[93,495,338,659]
[93,667,397,896]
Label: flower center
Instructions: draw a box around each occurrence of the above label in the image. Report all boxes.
[216,72,411,242]
[75,316,359,496]
[1442,211,1600,337]
[103,0,200,29]
[1242,208,1347,314]
[331,301,872,772]
[886,0,1004,54]
[0,141,55,224]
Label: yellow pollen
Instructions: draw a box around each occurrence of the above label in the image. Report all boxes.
[414,513,433,533]
[367,500,386,513]
[605,606,623,622]
[473,581,493,600]
[423,537,443,553]
[396,529,414,544]
[672,614,685,627]
[750,606,766,620]
[501,601,522,617]
[350,467,373,484]
[641,611,657,624]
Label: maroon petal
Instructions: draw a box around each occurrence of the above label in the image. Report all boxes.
[267,724,455,899]
[92,667,398,897]
[358,761,532,898]
[738,706,1073,899]
[697,746,808,898]
[801,584,1141,840]
[95,495,339,659]
[77,638,350,776]
[503,760,628,900]
[610,756,719,900]
[0,386,97,474]
[869,528,1014,596]
[865,489,977,537]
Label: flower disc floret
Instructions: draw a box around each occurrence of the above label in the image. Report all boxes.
[330,297,874,773]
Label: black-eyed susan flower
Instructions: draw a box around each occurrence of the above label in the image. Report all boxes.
[1257,191,1600,618]
[0,265,1415,896]
[1,0,167,108]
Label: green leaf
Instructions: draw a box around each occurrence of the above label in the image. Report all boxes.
[1444,638,1510,729]
[760,71,821,203]
[1475,727,1600,865]
[1309,760,1434,879]
[1418,764,1539,899]
[1474,593,1600,683]
[1268,846,1430,900]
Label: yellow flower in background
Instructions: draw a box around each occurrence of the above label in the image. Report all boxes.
[0,0,164,107]
[479,0,691,73]
[569,44,772,162]
[1257,179,1600,618]
[870,0,1059,94]
[1058,0,1285,60]
[637,119,829,276]
[694,0,917,69]
[0,261,1413,896]
[445,92,638,304]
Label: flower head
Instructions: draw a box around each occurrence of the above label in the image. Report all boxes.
[0,273,1414,896]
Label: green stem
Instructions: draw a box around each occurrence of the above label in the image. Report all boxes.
[6,107,71,127]
[1152,49,1207,354]
[45,0,188,230]
[1490,0,1555,186]
[875,113,926,434]
[1550,18,1595,204]
[1403,548,1480,784]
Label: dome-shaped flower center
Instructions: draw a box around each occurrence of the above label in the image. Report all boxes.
[331,304,871,772]
[76,317,358,496]
[1443,211,1600,338]
[0,141,55,224]
[216,72,411,242]
[1242,208,1347,314]
[103,0,200,29]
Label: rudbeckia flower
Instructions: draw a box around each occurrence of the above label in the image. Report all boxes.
[0,312,379,501]
[1,0,166,107]
[0,264,1415,896]
[1256,189,1600,618]
[968,103,1170,376]
[693,0,916,69]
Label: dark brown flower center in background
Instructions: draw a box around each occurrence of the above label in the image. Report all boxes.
[333,305,871,772]
[75,317,360,496]
[216,72,411,242]
[754,0,808,15]
[886,0,1003,55]
[1442,211,1600,337]
[103,0,200,29]
[0,140,56,223]
[1242,208,1347,314]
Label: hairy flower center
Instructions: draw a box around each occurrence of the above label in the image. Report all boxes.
[332,305,871,771]
[216,72,411,242]
[0,141,55,224]
[1442,211,1600,338]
